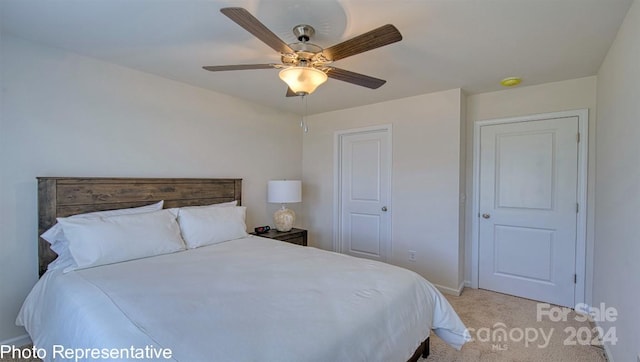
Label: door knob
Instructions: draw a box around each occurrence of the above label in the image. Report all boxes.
[482,213,491,219]
[381,206,388,212]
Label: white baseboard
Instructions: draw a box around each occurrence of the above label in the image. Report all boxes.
[464,280,472,288]
[434,281,465,296]
[0,334,32,347]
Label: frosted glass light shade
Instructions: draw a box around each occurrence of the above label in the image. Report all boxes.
[279,67,327,95]
[268,180,302,203]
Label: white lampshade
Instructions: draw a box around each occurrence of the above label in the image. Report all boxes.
[279,67,328,95]
[267,180,302,204]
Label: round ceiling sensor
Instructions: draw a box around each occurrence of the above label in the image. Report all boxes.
[501,77,522,87]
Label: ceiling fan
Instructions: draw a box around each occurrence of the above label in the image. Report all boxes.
[203,7,403,97]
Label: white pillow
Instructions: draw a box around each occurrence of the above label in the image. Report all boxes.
[178,205,248,248]
[57,209,185,271]
[42,201,165,271]
[47,247,76,271]
[180,200,238,210]
[166,200,237,217]
[41,201,164,248]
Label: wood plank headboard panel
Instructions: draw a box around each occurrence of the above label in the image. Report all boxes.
[37,177,242,276]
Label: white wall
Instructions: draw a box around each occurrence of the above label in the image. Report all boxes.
[302,89,465,293]
[0,35,302,343]
[464,77,598,302]
[594,0,640,360]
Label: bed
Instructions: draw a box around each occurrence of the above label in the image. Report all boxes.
[18,177,469,362]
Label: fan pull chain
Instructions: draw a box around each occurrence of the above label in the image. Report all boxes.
[300,95,309,133]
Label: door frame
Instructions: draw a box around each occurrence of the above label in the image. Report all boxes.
[471,109,589,306]
[333,124,393,254]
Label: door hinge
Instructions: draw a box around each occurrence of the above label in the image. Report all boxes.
[577,133,581,143]
[574,274,577,284]
[576,203,579,213]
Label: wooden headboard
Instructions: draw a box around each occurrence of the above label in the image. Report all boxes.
[37,177,242,276]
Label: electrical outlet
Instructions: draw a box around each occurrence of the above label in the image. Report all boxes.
[408,250,417,262]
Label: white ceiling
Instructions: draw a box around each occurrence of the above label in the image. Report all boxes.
[1,0,633,115]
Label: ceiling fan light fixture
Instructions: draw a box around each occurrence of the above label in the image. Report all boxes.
[207,8,403,97]
[279,67,328,95]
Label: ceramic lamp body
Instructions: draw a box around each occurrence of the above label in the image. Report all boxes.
[274,206,295,232]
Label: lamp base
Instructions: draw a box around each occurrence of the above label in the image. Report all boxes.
[273,207,295,232]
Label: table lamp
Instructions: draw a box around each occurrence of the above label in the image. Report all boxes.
[267,180,301,232]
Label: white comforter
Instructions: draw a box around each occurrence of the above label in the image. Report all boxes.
[18,236,468,362]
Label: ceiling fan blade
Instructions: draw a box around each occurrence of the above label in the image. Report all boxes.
[322,24,402,62]
[286,87,298,97]
[202,64,275,72]
[326,67,386,89]
[220,7,293,54]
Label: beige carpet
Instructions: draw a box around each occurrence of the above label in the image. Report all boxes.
[422,288,608,361]
[2,288,607,362]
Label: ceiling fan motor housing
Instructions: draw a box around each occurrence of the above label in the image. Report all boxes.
[293,24,315,42]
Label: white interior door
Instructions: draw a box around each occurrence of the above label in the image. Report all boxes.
[338,128,391,262]
[479,117,578,307]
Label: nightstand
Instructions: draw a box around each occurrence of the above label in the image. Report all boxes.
[252,228,307,246]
